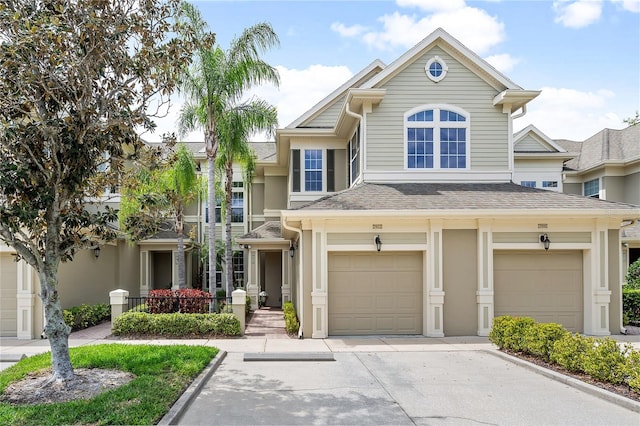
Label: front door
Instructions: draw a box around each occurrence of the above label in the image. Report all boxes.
[263,251,282,308]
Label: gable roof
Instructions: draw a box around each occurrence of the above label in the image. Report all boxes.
[559,126,640,171]
[362,28,520,92]
[290,182,639,218]
[287,59,386,128]
[514,125,568,153]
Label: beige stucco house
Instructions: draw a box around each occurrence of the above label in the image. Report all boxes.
[2,28,639,340]
[239,28,640,339]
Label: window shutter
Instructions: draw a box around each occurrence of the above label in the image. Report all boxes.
[292,149,300,192]
[327,149,335,192]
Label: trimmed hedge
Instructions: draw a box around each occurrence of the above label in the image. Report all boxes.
[112,312,241,338]
[490,315,640,393]
[63,303,111,331]
[283,301,300,335]
[147,289,213,314]
[625,259,640,289]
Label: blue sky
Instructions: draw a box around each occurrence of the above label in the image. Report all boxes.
[154,0,640,142]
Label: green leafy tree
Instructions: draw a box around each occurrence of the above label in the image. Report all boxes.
[177,2,279,294]
[217,100,277,295]
[624,111,639,127]
[0,0,197,382]
[120,142,203,289]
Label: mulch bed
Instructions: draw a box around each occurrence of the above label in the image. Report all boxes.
[502,349,640,403]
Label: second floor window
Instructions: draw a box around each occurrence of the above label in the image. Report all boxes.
[292,149,336,193]
[406,106,469,170]
[584,178,599,198]
[304,149,323,191]
[521,181,536,188]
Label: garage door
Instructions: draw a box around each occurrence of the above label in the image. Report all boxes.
[328,252,423,335]
[1,253,18,337]
[494,251,583,332]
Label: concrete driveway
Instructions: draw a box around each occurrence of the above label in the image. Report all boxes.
[177,348,640,425]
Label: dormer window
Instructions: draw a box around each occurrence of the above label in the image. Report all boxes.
[405,105,469,170]
[291,149,335,193]
[425,56,448,82]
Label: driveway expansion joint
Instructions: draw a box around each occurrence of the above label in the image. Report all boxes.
[243,352,335,361]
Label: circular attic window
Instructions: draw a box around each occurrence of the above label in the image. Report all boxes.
[425,56,448,82]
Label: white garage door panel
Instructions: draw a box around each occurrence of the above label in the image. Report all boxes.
[329,252,423,335]
[1,254,18,337]
[494,251,583,332]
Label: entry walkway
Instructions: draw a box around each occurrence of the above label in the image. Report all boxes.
[244,307,290,339]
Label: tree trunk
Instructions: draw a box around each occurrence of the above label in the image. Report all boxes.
[207,151,216,302]
[39,262,74,382]
[176,207,186,289]
[225,161,234,299]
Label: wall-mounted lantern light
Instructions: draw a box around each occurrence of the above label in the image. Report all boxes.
[93,245,101,259]
[374,235,382,252]
[289,243,295,258]
[539,233,550,251]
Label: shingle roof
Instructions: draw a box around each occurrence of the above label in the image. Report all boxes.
[240,221,282,240]
[557,126,640,171]
[622,221,640,241]
[295,183,639,212]
[249,142,277,161]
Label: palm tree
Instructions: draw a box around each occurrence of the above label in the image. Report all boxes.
[177,3,279,295]
[217,100,278,296]
[119,143,201,289]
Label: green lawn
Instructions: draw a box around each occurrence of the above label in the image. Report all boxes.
[0,344,218,425]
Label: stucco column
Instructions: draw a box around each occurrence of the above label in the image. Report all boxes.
[426,221,445,337]
[109,289,129,321]
[476,223,494,336]
[282,249,291,304]
[246,248,259,310]
[586,225,611,335]
[16,259,36,339]
[140,250,150,297]
[232,289,246,336]
[311,224,328,338]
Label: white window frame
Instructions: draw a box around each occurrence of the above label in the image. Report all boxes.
[425,56,448,83]
[404,104,470,171]
[521,181,536,188]
[349,127,361,186]
[304,149,323,192]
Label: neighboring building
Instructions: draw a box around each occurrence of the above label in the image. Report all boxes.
[239,28,640,339]
[556,126,640,273]
[1,28,639,339]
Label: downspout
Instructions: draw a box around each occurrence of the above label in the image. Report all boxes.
[345,101,363,185]
[282,219,303,338]
[509,105,527,182]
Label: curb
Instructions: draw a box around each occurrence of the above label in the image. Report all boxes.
[158,350,228,425]
[485,349,640,414]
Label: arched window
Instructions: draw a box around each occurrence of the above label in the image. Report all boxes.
[405,106,469,170]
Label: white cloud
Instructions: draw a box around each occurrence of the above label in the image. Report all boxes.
[144,64,354,143]
[395,0,468,12]
[332,6,505,56]
[611,0,640,13]
[330,22,368,37]
[484,53,520,73]
[514,86,626,140]
[553,0,603,28]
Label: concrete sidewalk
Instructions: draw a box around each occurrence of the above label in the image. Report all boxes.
[2,318,640,425]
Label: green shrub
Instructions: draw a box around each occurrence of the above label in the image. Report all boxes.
[581,337,627,384]
[246,295,251,315]
[283,301,300,335]
[488,316,515,349]
[523,322,569,361]
[112,312,240,337]
[623,288,640,323]
[550,333,594,373]
[625,258,640,289]
[501,316,536,352]
[63,303,111,331]
[624,348,640,393]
